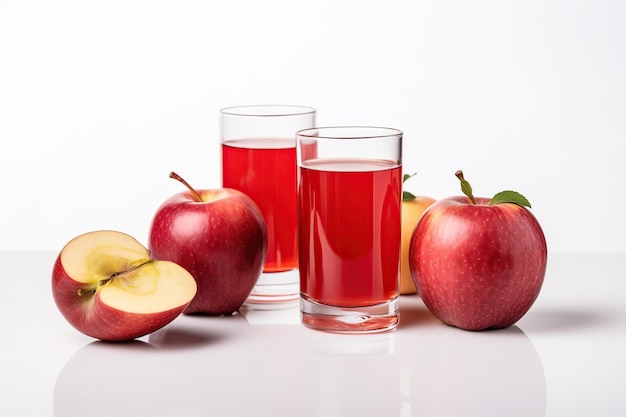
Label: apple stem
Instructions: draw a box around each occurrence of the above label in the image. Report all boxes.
[169,171,203,202]
[77,288,96,297]
[455,170,477,204]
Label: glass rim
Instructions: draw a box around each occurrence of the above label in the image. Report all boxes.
[220,105,316,117]
[296,126,402,140]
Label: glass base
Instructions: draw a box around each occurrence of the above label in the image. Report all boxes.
[300,295,400,334]
[245,269,300,305]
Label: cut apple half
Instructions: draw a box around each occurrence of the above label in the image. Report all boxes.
[52,230,197,341]
[60,230,196,313]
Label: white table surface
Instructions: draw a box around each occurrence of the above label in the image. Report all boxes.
[1,251,624,416]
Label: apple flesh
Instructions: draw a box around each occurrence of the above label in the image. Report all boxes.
[148,174,267,316]
[409,196,547,331]
[52,230,197,341]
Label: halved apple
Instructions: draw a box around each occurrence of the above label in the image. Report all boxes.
[52,230,197,341]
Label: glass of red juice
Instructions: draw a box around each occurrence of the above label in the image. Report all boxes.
[297,126,402,333]
[220,105,316,304]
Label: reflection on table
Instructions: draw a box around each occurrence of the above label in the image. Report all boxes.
[53,296,545,417]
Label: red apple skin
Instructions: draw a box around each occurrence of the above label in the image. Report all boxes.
[148,188,267,315]
[409,196,547,331]
[51,257,188,342]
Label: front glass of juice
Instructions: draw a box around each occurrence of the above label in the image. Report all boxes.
[297,126,402,333]
[221,105,316,304]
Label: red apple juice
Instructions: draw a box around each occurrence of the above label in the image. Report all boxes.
[222,138,298,272]
[299,158,402,307]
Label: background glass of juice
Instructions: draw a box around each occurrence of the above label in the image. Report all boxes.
[220,105,316,304]
[297,126,403,333]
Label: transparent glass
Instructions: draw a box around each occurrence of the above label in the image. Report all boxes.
[221,105,316,304]
[297,126,402,333]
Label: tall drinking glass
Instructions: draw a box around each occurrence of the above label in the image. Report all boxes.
[221,105,316,304]
[297,126,402,333]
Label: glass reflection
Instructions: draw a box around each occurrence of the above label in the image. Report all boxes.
[239,301,301,325]
[300,330,402,417]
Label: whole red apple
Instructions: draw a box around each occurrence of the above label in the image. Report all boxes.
[409,170,547,331]
[52,230,197,341]
[148,172,267,315]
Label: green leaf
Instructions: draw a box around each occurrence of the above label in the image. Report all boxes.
[403,172,417,201]
[489,190,532,208]
[403,172,416,183]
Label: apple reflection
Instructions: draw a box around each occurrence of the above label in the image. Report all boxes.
[53,340,190,416]
[54,314,303,417]
[408,325,546,417]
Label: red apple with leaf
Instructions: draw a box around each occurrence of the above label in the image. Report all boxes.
[409,170,547,331]
[148,172,267,315]
[52,230,197,341]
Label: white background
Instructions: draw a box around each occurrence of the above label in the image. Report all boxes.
[1,0,624,254]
